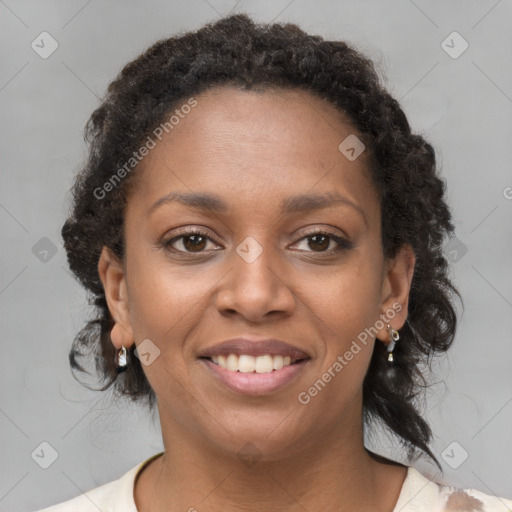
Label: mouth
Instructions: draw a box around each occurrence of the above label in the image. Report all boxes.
[197,337,311,395]
[199,354,311,396]
[200,353,308,373]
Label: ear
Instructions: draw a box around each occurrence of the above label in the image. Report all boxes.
[376,244,416,342]
[97,246,134,350]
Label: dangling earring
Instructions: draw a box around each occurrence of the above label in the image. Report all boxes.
[115,346,128,373]
[386,325,400,363]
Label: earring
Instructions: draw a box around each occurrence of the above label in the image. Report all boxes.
[115,346,128,373]
[386,325,400,363]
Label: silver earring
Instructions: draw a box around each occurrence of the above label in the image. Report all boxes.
[115,346,128,373]
[386,325,400,363]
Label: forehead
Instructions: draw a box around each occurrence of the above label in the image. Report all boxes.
[127,86,379,221]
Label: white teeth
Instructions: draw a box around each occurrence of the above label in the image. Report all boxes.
[255,355,274,373]
[272,355,284,370]
[238,355,255,373]
[212,354,299,373]
[226,354,238,372]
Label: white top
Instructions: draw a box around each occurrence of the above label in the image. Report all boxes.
[36,453,512,511]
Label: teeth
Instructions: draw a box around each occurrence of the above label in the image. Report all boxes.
[239,355,257,373]
[255,355,274,373]
[211,354,299,373]
[273,355,284,370]
[226,354,238,372]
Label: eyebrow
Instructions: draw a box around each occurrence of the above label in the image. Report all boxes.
[148,191,366,222]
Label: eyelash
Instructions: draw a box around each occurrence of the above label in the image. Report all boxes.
[162,227,353,256]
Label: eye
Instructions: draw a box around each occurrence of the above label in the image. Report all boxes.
[163,228,221,254]
[161,227,353,256]
[293,229,353,254]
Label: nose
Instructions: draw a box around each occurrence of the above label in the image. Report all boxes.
[214,240,296,323]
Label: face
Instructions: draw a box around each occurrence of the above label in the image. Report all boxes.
[99,86,414,461]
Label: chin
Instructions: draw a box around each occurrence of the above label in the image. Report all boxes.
[196,414,315,463]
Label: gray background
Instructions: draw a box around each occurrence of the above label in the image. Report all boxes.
[1,0,511,510]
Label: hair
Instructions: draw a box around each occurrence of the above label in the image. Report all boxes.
[62,14,459,470]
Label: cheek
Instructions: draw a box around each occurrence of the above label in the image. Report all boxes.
[124,254,216,402]
[125,250,215,342]
[299,278,378,420]
[309,249,382,381]
[317,248,383,328]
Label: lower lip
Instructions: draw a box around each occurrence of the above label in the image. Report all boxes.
[201,359,308,395]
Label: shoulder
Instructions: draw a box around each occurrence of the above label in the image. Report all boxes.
[438,483,512,512]
[395,466,512,512]
[34,453,164,512]
[34,466,138,512]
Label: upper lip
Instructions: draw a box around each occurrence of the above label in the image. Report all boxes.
[198,337,311,360]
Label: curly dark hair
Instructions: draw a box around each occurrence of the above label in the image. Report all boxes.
[62,13,459,470]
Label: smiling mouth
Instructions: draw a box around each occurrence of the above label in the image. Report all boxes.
[200,354,308,374]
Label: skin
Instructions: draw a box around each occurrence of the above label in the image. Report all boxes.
[98,86,415,512]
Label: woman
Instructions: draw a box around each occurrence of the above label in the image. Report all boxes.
[37,14,512,512]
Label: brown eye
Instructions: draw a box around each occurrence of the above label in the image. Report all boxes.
[307,234,331,252]
[294,230,353,254]
[164,229,219,254]
[181,234,207,252]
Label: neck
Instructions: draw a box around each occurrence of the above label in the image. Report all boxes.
[135,410,407,512]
